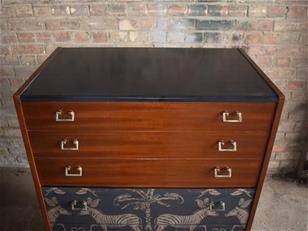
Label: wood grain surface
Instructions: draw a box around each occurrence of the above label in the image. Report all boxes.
[23,101,275,132]
[29,131,269,160]
[35,158,261,187]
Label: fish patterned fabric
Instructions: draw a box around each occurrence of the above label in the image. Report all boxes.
[42,187,255,231]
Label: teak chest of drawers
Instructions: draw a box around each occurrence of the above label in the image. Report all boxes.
[14,48,284,231]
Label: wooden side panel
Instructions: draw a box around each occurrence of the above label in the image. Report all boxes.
[13,48,62,231]
[23,101,276,132]
[240,49,285,231]
[13,98,51,230]
[35,158,261,188]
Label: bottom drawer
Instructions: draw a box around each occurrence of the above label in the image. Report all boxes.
[43,187,255,231]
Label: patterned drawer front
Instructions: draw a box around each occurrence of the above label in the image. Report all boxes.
[43,187,255,231]
[23,101,275,132]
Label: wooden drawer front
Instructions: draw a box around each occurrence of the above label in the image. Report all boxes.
[36,158,260,187]
[23,101,275,131]
[29,131,268,159]
[43,187,255,231]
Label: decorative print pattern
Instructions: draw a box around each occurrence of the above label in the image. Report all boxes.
[42,187,255,231]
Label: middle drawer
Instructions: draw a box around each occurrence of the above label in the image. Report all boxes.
[29,131,268,159]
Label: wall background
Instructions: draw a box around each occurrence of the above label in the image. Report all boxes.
[0,0,307,175]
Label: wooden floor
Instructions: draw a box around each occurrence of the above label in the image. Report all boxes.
[0,167,307,231]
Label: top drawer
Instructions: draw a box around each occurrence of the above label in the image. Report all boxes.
[22,101,275,131]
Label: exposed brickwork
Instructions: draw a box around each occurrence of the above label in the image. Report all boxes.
[0,0,307,176]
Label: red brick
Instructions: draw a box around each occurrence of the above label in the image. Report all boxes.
[73,32,90,43]
[33,6,50,16]
[249,5,267,17]
[273,142,286,152]
[8,19,44,31]
[296,67,308,79]
[288,6,307,18]
[128,32,148,43]
[187,4,207,16]
[92,32,108,42]
[128,3,146,16]
[53,31,70,42]
[254,56,272,67]
[86,18,117,30]
[0,6,15,18]
[267,6,286,17]
[14,66,36,79]
[0,56,19,65]
[19,55,36,66]
[0,66,15,77]
[275,57,291,67]
[228,5,247,17]
[208,5,229,16]
[35,32,52,42]
[50,5,70,16]
[15,4,33,17]
[89,4,107,16]
[167,4,187,16]
[17,32,35,42]
[275,21,307,31]
[279,32,301,44]
[0,46,10,55]
[238,20,274,31]
[263,33,280,44]
[37,55,48,64]
[146,3,166,16]
[167,32,185,42]
[245,32,262,44]
[107,4,126,16]
[12,45,44,55]
[70,5,89,16]
[292,57,308,67]
[46,19,79,30]
[287,81,306,90]
[109,32,128,42]
[1,34,17,43]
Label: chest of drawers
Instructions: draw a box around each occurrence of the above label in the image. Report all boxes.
[14,48,284,231]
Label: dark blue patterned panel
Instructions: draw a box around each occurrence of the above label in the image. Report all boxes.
[42,187,255,231]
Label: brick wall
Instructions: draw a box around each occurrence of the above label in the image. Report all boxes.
[0,0,307,175]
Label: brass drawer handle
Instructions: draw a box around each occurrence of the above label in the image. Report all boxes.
[71,200,88,211]
[210,200,226,211]
[56,110,75,122]
[61,139,79,151]
[65,165,82,177]
[222,111,242,123]
[214,167,232,178]
[218,140,237,152]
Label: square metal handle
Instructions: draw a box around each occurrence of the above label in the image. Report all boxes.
[65,165,82,177]
[56,110,75,122]
[222,111,242,123]
[218,140,237,152]
[214,167,232,178]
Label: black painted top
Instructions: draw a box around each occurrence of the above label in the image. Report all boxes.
[21,48,277,101]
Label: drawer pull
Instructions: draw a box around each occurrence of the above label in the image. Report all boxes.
[71,200,88,211]
[56,110,75,122]
[222,111,242,123]
[65,165,82,177]
[218,140,237,152]
[61,139,79,151]
[210,200,226,211]
[214,167,232,178]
